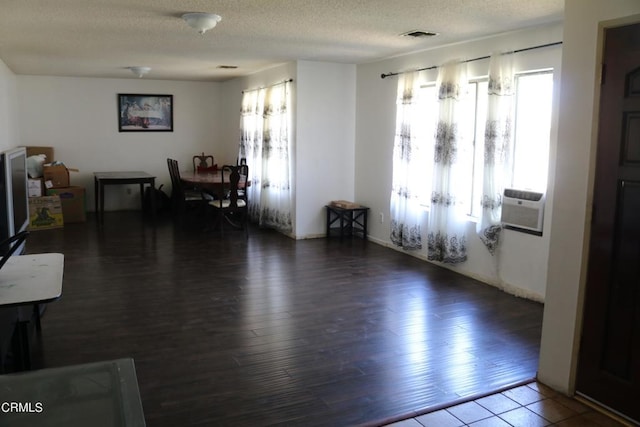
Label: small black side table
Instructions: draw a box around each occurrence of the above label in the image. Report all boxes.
[325,205,369,240]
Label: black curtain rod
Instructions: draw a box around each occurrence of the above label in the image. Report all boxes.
[242,78,293,93]
[380,41,563,79]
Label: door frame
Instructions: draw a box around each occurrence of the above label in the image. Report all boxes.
[538,10,640,399]
[572,19,640,422]
[551,15,640,417]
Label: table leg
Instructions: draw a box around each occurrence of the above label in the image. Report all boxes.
[94,176,99,223]
[362,210,368,240]
[100,182,105,224]
[15,321,31,371]
[326,207,331,237]
[33,304,42,333]
[150,179,156,224]
[139,183,144,214]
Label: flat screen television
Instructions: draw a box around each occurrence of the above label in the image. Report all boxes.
[0,147,29,255]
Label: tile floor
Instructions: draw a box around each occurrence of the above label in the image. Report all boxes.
[384,382,634,427]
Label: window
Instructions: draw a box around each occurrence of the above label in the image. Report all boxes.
[468,79,488,218]
[418,70,553,218]
[511,72,554,192]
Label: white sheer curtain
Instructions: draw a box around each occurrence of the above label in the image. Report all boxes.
[239,81,293,233]
[476,53,515,254]
[390,71,428,250]
[239,88,264,220]
[427,61,471,263]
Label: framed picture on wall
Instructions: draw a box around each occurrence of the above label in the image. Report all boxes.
[118,94,173,132]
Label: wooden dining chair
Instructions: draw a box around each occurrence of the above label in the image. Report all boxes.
[167,158,208,225]
[237,163,248,200]
[193,153,216,173]
[207,164,249,237]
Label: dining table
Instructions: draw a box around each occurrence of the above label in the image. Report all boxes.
[94,171,156,225]
[180,170,249,198]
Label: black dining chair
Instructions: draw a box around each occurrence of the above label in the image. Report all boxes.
[207,164,249,237]
[236,162,248,200]
[167,158,209,225]
[193,153,216,173]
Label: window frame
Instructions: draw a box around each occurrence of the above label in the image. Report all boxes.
[416,69,554,219]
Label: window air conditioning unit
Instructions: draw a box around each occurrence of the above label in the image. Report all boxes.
[501,188,545,233]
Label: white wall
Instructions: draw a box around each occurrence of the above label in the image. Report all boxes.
[16,76,223,211]
[0,59,19,152]
[221,61,357,239]
[355,23,563,301]
[295,61,356,238]
[538,0,640,395]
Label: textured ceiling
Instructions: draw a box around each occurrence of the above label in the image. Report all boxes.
[0,0,564,82]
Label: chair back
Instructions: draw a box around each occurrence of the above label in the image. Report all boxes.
[210,164,249,236]
[167,158,185,201]
[193,153,215,173]
[221,164,246,208]
[237,162,248,194]
[167,158,207,225]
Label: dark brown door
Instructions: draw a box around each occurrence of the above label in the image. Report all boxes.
[577,22,640,423]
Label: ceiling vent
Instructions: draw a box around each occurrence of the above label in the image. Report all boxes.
[401,30,439,38]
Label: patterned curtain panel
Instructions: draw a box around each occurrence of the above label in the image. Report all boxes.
[240,88,265,222]
[260,82,293,232]
[427,61,471,264]
[389,71,428,250]
[239,81,293,233]
[476,53,515,254]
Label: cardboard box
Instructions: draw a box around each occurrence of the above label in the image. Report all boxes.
[46,186,86,223]
[43,164,70,188]
[28,196,64,230]
[28,178,45,197]
[26,146,54,163]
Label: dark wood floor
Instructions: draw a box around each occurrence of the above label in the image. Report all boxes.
[23,211,543,427]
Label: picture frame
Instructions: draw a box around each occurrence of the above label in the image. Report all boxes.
[118,94,173,132]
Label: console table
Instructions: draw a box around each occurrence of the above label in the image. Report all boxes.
[94,172,156,225]
[0,358,146,426]
[325,204,369,240]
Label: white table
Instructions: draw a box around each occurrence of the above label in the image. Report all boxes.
[0,253,64,370]
[0,253,64,306]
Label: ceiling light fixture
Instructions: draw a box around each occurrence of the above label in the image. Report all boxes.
[182,12,222,34]
[128,66,151,78]
[401,30,439,38]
